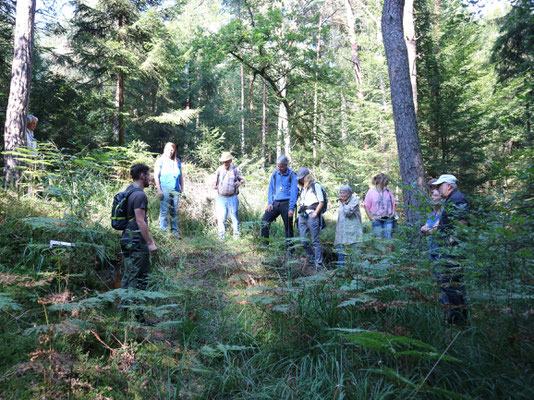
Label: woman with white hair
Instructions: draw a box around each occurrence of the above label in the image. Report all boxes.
[334,185,362,267]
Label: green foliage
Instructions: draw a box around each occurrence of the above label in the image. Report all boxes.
[193,126,226,169]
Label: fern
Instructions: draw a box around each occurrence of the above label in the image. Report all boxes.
[0,293,22,311]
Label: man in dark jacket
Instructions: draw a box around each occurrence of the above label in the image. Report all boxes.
[434,174,469,325]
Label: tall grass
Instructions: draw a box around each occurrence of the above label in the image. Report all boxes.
[0,146,532,399]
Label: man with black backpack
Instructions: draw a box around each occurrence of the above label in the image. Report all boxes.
[118,164,157,292]
[261,155,299,249]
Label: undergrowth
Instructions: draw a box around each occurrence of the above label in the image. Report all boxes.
[0,146,532,399]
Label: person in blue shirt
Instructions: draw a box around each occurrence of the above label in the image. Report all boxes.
[261,155,299,248]
[154,142,184,239]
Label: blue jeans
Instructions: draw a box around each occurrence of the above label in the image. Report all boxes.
[298,213,322,266]
[159,188,180,233]
[336,244,346,267]
[372,218,393,239]
[216,195,240,239]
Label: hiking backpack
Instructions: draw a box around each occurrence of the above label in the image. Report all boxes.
[310,182,328,212]
[111,186,141,230]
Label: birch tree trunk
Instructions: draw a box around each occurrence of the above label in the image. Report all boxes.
[382,0,426,223]
[3,0,36,186]
[403,0,417,114]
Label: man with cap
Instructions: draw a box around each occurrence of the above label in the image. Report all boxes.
[433,174,470,325]
[213,152,246,240]
[261,155,299,247]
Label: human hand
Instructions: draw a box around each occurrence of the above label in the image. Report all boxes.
[148,243,157,253]
[157,190,163,200]
[288,210,294,218]
[266,204,274,212]
[312,212,318,218]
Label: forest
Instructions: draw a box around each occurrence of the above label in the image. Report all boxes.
[0,0,533,398]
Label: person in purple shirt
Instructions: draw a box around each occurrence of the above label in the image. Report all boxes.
[261,155,299,249]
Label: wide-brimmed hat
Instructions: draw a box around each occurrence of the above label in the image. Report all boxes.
[434,174,457,185]
[220,152,233,162]
[296,167,310,180]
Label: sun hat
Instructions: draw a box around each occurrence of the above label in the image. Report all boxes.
[296,167,310,180]
[220,152,233,162]
[433,174,457,185]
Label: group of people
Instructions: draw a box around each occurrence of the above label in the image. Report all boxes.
[120,145,470,325]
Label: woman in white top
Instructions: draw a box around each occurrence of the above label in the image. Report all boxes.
[154,142,184,238]
[296,167,325,270]
[334,185,362,267]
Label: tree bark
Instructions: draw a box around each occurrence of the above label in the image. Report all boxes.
[3,0,36,186]
[277,75,290,157]
[382,0,426,223]
[240,64,245,156]
[341,92,347,142]
[262,78,267,171]
[113,13,126,146]
[343,0,364,100]
[403,0,417,114]
[312,10,323,159]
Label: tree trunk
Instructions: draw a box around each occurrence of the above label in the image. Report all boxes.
[3,0,36,186]
[403,0,417,114]
[113,13,126,146]
[382,0,426,223]
[240,64,245,156]
[341,92,347,142]
[117,72,124,146]
[262,78,267,171]
[277,75,289,157]
[312,11,323,159]
[249,72,255,112]
[343,0,364,100]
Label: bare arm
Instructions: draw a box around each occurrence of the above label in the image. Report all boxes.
[312,202,325,218]
[135,208,157,253]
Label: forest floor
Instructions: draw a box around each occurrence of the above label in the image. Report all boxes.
[1,181,533,399]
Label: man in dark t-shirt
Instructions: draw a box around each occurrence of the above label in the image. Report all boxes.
[434,174,469,325]
[120,164,157,292]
